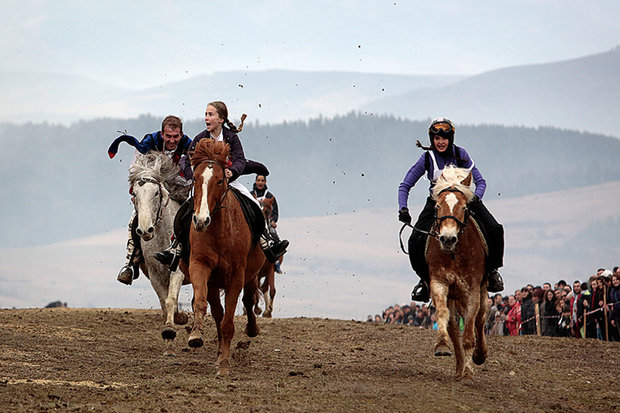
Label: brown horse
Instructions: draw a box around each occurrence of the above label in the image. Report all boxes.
[187,139,265,376]
[427,166,488,381]
[253,196,283,318]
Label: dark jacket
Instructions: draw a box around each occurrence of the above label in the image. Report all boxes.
[609,285,620,323]
[542,300,559,336]
[250,185,279,223]
[520,295,536,335]
[108,131,192,164]
[182,127,268,181]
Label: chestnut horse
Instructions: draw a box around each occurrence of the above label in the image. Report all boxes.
[254,196,283,318]
[187,139,265,376]
[427,166,488,381]
[128,152,190,352]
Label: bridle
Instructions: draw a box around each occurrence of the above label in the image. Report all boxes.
[433,187,470,236]
[196,159,230,216]
[135,176,168,226]
[398,187,470,255]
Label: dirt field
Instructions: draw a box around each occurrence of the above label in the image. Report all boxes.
[0,308,618,412]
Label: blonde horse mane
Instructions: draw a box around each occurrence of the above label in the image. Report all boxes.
[431,165,475,202]
[128,151,180,191]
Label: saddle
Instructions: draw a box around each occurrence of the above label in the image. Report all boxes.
[173,189,264,255]
[230,187,265,245]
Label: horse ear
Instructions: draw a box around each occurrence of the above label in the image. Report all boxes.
[461,173,472,187]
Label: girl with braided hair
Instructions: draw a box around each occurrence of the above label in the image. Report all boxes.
[398,117,504,302]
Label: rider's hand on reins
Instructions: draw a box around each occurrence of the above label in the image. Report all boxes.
[398,207,412,225]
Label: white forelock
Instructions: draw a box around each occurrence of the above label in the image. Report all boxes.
[431,165,475,202]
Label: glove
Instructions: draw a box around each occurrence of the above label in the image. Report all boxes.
[398,207,412,224]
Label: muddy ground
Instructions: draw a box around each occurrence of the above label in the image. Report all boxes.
[0,308,618,412]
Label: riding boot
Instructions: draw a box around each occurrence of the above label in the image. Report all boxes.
[117,213,141,285]
[411,274,431,303]
[486,269,504,292]
[154,236,182,271]
[260,232,289,264]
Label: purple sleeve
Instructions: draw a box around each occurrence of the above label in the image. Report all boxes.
[398,154,426,210]
[457,148,487,199]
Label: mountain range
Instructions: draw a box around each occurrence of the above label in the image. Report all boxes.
[2,47,619,137]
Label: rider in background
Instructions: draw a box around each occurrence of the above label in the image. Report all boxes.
[108,115,192,285]
[155,101,289,270]
[251,175,284,273]
[397,117,504,302]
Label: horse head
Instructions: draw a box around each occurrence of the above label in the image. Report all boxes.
[431,166,475,252]
[191,139,230,231]
[129,152,176,241]
[259,196,274,222]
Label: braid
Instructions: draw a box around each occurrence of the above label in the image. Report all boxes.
[416,139,432,151]
[224,113,247,134]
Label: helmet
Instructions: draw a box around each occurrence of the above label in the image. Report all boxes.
[428,117,455,150]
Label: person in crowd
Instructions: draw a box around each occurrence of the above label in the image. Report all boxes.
[542,289,560,336]
[397,117,504,302]
[490,311,505,336]
[557,304,572,337]
[505,295,521,336]
[592,276,606,340]
[570,280,582,337]
[108,115,193,285]
[609,273,620,341]
[493,293,505,314]
[251,174,285,273]
[154,101,289,270]
[520,287,536,335]
[576,281,596,338]
[542,282,552,293]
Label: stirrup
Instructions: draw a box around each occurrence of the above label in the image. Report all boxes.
[154,244,182,271]
[486,269,504,292]
[117,266,134,285]
[411,280,430,302]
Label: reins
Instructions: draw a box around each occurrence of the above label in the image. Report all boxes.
[398,187,470,255]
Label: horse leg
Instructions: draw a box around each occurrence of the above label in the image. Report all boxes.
[253,278,263,316]
[216,276,244,376]
[430,280,452,357]
[447,302,464,378]
[207,284,224,358]
[460,293,481,381]
[161,268,185,342]
[148,276,169,323]
[473,286,488,366]
[242,277,260,337]
[188,262,210,349]
[264,268,276,318]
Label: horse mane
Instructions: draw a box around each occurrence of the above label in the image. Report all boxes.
[128,151,181,192]
[431,165,475,202]
[191,139,229,167]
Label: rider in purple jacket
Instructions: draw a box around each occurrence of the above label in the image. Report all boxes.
[398,118,504,302]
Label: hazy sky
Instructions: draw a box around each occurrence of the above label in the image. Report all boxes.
[4,0,619,89]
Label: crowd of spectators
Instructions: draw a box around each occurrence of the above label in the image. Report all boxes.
[370,266,620,342]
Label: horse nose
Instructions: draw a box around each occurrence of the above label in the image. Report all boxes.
[136,228,143,236]
[440,235,457,247]
[147,227,154,234]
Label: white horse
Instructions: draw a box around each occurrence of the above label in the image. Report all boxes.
[128,152,190,351]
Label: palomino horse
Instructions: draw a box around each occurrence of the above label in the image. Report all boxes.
[427,165,488,380]
[128,152,191,351]
[187,139,265,376]
[254,196,283,318]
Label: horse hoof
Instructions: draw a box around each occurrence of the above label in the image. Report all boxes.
[473,351,487,366]
[245,324,259,338]
[434,345,452,357]
[162,327,177,341]
[254,307,262,315]
[216,359,230,377]
[188,332,204,348]
[174,311,188,325]
[263,310,272,318]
